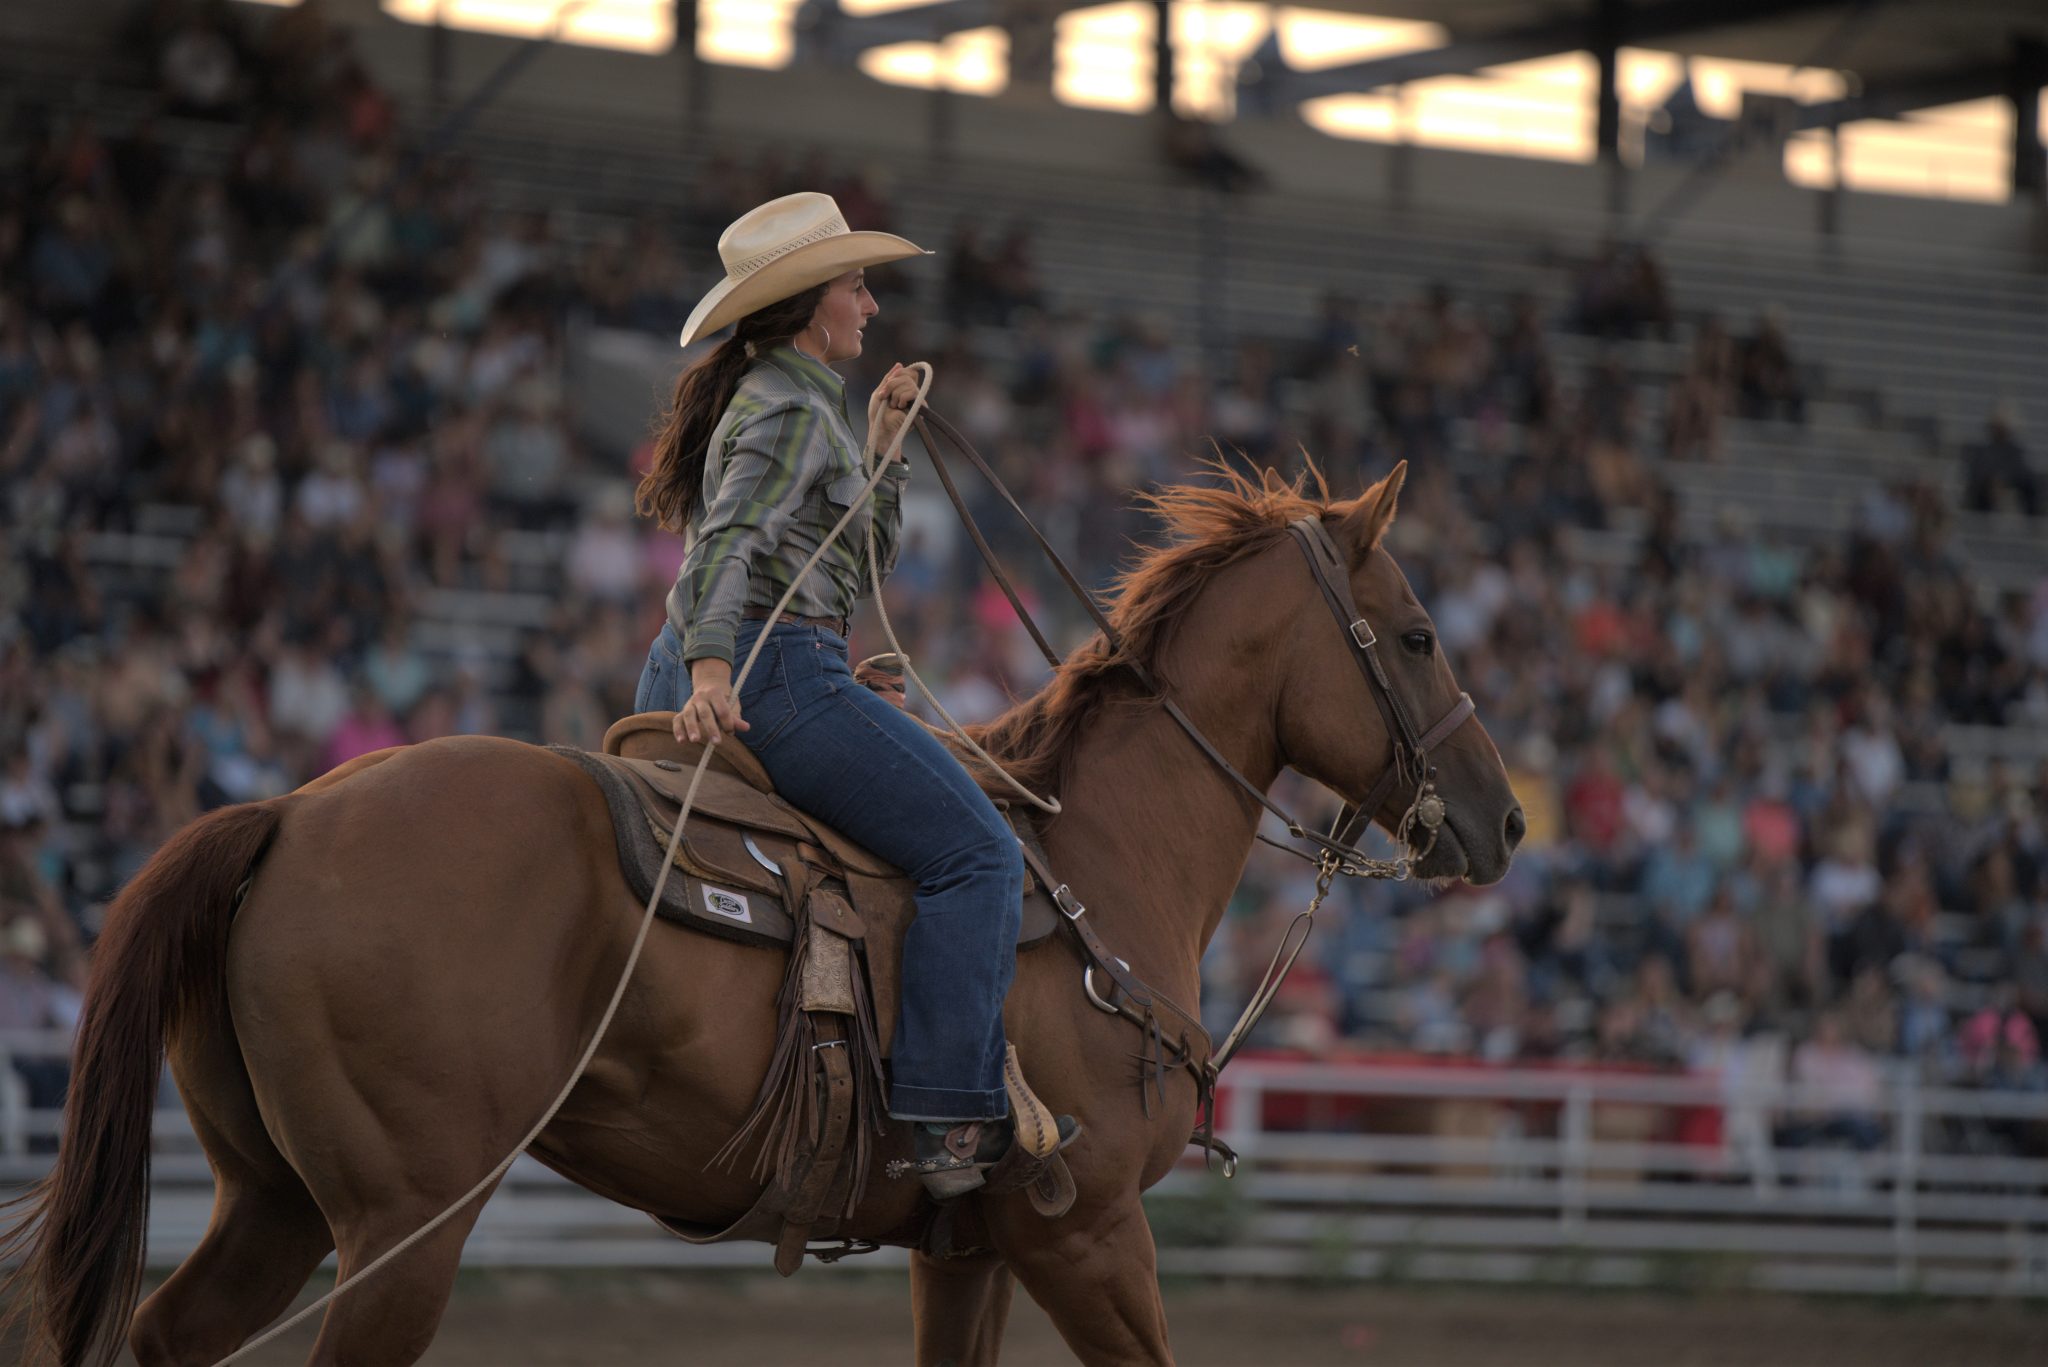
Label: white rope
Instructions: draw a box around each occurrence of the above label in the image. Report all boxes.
[213,359,940,1363]
[858,373,1061,816]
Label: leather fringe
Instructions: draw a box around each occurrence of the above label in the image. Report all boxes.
[710,921,819,1192]
[709,920,888,1222]
[839,942,888,1217]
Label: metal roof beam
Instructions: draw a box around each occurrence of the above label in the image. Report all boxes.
[798,0,1096,60]
[1252,0,1849,104]
[1793,61,2009,130]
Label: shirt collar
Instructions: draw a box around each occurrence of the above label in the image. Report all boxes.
[764,343,847,413]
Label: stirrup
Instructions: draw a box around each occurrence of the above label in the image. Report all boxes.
[886,1044,1078,1199]
[890,1115,1081,1201]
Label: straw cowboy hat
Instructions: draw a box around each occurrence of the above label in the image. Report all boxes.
[679,192,930,348]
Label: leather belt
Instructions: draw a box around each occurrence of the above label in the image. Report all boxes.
[743,605,849,636]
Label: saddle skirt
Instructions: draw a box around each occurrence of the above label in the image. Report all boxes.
[548,712,1061,1058]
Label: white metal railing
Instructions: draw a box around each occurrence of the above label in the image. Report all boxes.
[1196,1056,2048,1295]
[5,1035,2046,1292]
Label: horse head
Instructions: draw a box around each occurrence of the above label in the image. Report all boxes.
[1274,461,1524,884]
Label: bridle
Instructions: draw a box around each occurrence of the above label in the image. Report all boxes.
[1284,515,1478,877]
[910,410,1483,1156]
[914,410,1479,878]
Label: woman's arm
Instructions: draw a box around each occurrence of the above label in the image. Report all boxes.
[869,446,912,584]
[675,396,833,668]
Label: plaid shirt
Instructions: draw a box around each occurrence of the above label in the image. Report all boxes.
[667,345,909,665]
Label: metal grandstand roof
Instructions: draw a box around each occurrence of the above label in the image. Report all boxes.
[1249,0,2047,106]
[837,0,2044,87]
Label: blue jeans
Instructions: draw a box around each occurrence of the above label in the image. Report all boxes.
[636,619,1019,1121]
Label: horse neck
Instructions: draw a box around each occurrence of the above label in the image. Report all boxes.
[1038,583,1290,1003]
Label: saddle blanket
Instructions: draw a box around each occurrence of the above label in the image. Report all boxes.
[548,721,1060,1053]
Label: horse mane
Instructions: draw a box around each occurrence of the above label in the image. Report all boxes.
[962,456,1335,797]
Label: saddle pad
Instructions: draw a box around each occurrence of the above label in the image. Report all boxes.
[552,745,803,948]
[550,746,1062,961]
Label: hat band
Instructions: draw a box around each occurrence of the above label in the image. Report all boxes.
[725,215,849,281]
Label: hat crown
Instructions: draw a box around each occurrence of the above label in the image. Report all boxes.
[717,192,851,282]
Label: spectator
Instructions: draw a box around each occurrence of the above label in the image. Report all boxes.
[1962,403,2040,517]
[0,918,69,1140]
[1737,307,1806,423]
[3,4,2046,1193]
[1570,240,1672,339]
[1157,111,1265,194]
[323,685,405,771]
[1787,1011,1886,1151]
[1685,887,1760,1002]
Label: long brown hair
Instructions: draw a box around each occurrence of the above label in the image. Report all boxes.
[636,284,829,532]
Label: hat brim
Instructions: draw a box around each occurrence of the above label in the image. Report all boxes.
[679,231,931,348]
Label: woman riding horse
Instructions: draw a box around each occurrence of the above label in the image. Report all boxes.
[632,191,1067,1197]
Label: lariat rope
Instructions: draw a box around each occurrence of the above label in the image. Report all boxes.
[215,358,1062,1362]
[858,373,1061,815]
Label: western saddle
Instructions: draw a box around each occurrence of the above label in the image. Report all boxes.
[544,711,1076,1274]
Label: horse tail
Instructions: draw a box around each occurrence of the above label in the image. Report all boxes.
[0,798,284,1367]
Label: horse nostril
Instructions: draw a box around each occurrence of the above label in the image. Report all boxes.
[1503,805,1526,851]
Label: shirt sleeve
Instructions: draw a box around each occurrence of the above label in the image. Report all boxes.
[867,445,913,589]
[677,397,832,666]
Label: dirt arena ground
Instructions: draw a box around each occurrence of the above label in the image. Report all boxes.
[19,1270,2035,1366]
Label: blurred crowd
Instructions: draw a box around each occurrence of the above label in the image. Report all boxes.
[2,0,2046,1166]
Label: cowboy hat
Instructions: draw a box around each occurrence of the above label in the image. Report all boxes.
[678,192,930,349]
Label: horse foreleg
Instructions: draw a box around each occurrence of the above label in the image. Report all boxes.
[911,1248,1016,1366]
[993,1195,1174,1366]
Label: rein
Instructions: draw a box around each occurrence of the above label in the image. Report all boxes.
[909,413,1482,1155]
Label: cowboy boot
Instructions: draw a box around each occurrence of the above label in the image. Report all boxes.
[905,1114,1082,1200]
[900,1045,1080,1200]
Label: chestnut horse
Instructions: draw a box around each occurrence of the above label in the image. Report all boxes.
[5,461,1521,1365]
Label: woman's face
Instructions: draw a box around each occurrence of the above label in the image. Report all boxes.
[804,269,878,362]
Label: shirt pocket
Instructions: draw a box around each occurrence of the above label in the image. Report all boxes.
[822,471,868,512]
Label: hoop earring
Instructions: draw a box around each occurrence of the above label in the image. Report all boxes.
[813,323,832,355]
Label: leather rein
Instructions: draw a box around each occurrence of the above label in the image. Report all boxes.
[909,410,1479,1167]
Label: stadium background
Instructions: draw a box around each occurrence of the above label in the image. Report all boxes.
[2,0,2046,1360]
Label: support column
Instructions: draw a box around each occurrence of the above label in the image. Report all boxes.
[1389,83,1413,212]
[1593,0,1627,217]
[429,13,451,123]
[1153,0,1176,114]
[2010,35,2047,202]
[1818,125,1842,242]
[1003,0,1058,96]
[930,80,957,166]
[678,0,709,130]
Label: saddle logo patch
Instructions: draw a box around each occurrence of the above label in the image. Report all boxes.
[700,885,752,924]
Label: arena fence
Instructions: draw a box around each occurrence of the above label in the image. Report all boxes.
[3,1032,2043,1296]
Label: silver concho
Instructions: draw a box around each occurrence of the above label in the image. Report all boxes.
[1414,793,1446,830]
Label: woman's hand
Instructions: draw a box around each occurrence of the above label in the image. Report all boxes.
[870,362,923,458]
[677,658,750,744]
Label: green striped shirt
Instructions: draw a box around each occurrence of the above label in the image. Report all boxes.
[666,344,909,665]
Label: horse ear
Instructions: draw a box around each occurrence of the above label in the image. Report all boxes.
[1337,461,1407,564]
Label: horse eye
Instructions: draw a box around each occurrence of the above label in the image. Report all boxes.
[1403,631,1434,656]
